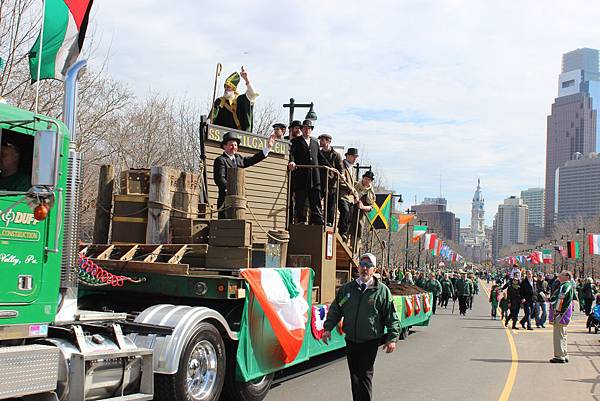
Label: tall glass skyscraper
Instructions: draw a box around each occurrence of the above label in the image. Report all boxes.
[544,48,599,234]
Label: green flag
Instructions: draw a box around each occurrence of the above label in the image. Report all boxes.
[28,0,94,82]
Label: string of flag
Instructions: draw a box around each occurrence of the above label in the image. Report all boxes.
[497,233,600,266]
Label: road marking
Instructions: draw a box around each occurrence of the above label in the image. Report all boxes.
[481,281,518,401]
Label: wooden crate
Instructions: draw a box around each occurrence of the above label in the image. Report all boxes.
[206,246,251,269]
[209,220,252,247]
[181,244,209,268]
[120,169,151,195]
[170,217,209,244]
[111,195,148,243]
[171,171,202,218]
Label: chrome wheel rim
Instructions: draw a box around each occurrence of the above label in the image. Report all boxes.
[186,339,218,400]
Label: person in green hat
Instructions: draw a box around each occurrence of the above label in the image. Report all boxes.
[211,66,258,132]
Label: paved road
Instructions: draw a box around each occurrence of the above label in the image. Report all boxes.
[266,281,600,401]
[266,286,509,401]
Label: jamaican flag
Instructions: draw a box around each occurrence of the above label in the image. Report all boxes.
[367,193,392,229]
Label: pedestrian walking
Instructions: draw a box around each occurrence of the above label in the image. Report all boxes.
[499,292,509,321]
[505,278,521,330]
[323,253,400,401]
[440,273,454,308]
[582,277,596,316]
[533,272,549,328]
[489,284,500,320]
[549,270,576,363]
[456,272,473,316]
[425,272,442,315]
[519,270,535,330]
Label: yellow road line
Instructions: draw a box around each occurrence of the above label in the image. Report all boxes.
[481,280,518,401]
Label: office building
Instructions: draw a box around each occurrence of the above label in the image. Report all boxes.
[521,187,545,244]
[411,198,458,242]
[492,196,528,260]
[545,48,599,234]
[556,153,600,221]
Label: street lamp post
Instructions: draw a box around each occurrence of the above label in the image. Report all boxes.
[560,234,569,272]
[576,227,587,278]
[387,194,404,272]
[283,98,317,126]
[417,220,428,269]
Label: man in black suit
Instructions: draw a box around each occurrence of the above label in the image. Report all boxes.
[288,120,324,225]
[519,269,535,330]
[213,131,276,219]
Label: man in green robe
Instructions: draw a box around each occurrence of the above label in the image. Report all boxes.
[211,66,258,132]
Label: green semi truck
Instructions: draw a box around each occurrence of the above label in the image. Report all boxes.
[0,60,432,401]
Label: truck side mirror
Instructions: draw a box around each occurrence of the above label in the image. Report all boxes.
[32,130,59,187]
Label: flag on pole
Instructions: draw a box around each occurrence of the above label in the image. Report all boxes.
[240,268,312,363]
[390,213,414,232]
[412,225,427,243]
[542,249,553,264]
[423,233,436,250]
[588,234,600,255]
[367,193,392,229]
[567,241,580,259]
[29,0,94,82]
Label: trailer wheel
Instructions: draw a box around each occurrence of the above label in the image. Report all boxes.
[221,340,273,401]
[155,322,226,401]
[221,374,274,401]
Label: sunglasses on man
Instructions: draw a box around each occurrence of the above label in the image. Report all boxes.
[359,261,374,268]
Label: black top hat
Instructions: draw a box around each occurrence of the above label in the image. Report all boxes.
[363,170,375,180]
[345,147,359,156]
[301,119,314,129]
[289,120,302,128]
[318,133,332,140]
[272,123,286,129]
[221,131,241,147]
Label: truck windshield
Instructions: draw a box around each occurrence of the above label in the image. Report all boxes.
[0,128,33,194]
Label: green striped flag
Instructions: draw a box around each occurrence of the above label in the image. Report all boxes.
[28,0,94,82]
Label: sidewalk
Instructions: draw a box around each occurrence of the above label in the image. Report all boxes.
[481,280,600,400]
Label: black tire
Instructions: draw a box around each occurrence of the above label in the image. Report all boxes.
[155,322,226,401]
[221,341,273,401]
[595,326,598,334]
[220,374,274,401]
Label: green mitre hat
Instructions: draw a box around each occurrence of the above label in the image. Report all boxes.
[225,72,240,90]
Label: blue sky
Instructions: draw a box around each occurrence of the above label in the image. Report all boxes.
[88,0,600,226]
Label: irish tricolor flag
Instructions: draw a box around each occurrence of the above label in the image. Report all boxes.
[542,249,553,264]
[424,233,437,250]
[412,225,427,243]
[29,0,94,82]
[589,234,600,255]
[241,268,312,363]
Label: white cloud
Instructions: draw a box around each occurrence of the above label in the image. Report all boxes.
[89,0,600,225]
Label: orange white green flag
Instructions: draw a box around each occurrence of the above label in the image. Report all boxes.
[412,225,427,242]
[240,268,312,363]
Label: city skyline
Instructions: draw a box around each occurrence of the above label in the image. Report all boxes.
[84,1,600,225]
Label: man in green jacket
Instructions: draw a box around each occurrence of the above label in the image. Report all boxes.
[323,253,400,401]
[456,272,473,316]
[425,272,442,314]
[440,273,454,308]
[550,270,576,363]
